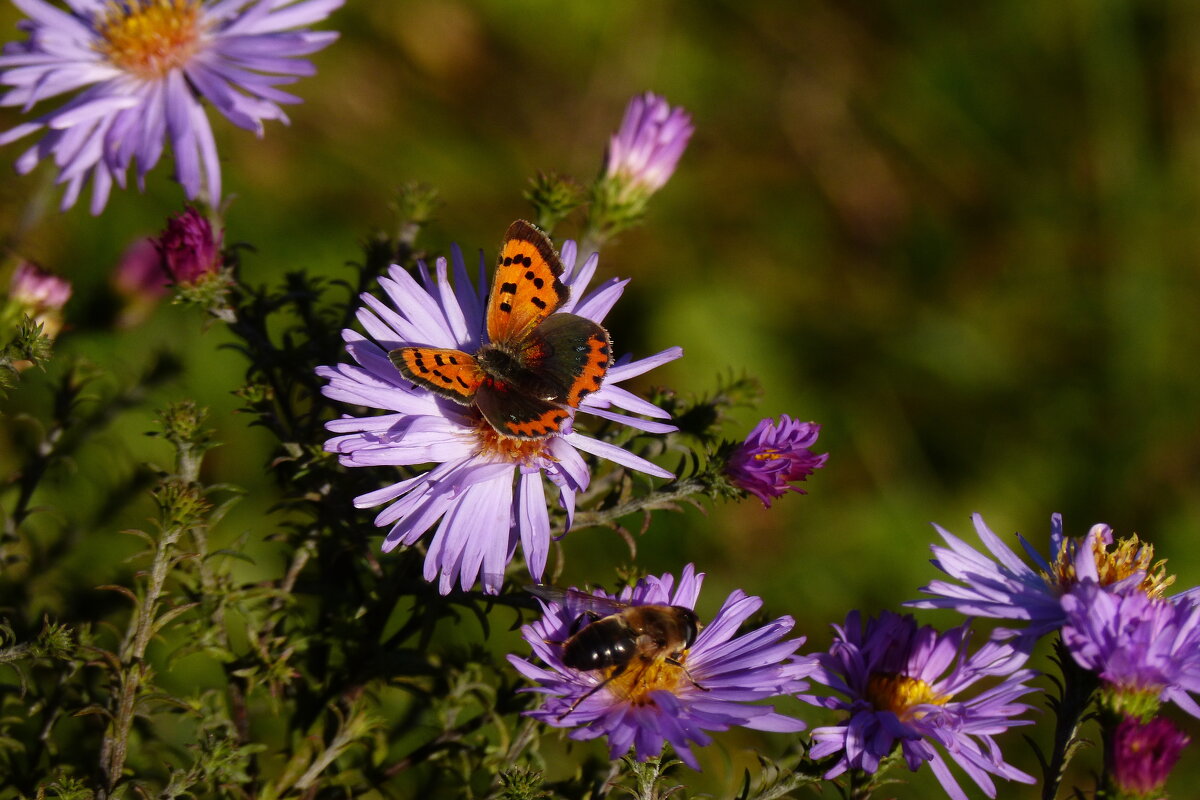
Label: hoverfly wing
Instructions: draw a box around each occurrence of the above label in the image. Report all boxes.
[525,585,629,616]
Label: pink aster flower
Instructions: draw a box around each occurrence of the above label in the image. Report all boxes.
[5,261,71,337]
[725,415,827,507]
[507,564,811,770]
[802,611,1038,800]
[318,233,682,595]
[1108,716,1190,798]
[605,92,693,195]
[9,261,71,313]
[0,0,342,213]
[114,237,169,300]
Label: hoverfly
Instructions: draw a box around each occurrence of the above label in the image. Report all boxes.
[527,585,709,719]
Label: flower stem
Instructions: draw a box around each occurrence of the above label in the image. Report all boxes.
[570,476,708,531]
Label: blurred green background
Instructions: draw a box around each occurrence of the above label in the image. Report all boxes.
[4,1,1200,796]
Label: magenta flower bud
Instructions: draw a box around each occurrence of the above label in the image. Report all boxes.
[1109,715,1190,797]
[605,92,694,194]
[154,208,223,285]
[726,415,827,507]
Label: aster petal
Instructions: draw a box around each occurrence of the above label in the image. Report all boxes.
[517,471,550,583]
[562,432,673,479]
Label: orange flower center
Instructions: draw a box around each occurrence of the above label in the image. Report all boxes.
[1047,527,1175,598]
[865,673,949,720]
[471,416,552,464]
[754,448,783,462]
[605,656,688,705]
[97,0,204,80]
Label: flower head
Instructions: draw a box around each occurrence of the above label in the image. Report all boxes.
[1108,715,1190,798]
[507,564,810,769]
[605,92,693,195]
[114,238,170,300]
[154,206,222,284]
[318,231,682,594]
[803,611,1038,800]
[0,0,342,213]
[1061,582,1200,719]
[725,415,826,507]
[5,261,71,337]
[910,513,1179,642]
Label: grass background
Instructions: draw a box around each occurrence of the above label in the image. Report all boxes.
[4,1,1200,797]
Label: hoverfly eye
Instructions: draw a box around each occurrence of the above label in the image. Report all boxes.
[681,608,700,648]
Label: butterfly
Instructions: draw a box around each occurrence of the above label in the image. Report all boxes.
[389,220,612,439]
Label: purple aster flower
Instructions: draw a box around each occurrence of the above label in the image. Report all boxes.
[0,0,342,214]
[605,92,693,195]
[725,415,827,507]
[154,206,222,284]
[318,232,682,595]
[803,611,1038,800]
[1061,582,1200,719]
[1108,715,1190,798]
[507,564,811,770]
[910,513,1181,642]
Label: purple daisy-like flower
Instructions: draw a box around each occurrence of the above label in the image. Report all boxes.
[0,0,341,213]
[605,91,693,195]
[803,611,1038,800]
[909,513,1181,642]
[318,233,682,595]
[1061,582,1200,719]
[507,564,810,770]
[725,415,827,507]
[1108,715,1190,797]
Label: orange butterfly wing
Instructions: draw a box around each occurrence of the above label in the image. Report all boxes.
[486,220,569,347]
[389,347,485,403]
[475,381,570,439]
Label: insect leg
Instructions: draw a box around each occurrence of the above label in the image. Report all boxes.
[557,662,627,721]
[665,655,710,692]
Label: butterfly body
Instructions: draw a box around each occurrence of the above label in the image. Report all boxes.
[389,221,612,440]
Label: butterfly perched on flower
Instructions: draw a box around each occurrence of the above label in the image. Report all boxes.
[389,221,612,439]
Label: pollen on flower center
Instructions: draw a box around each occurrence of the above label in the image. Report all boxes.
[865,673,949,719]
[605,656,688,705]
[1046,527,1176,598]
[97,0,204,79]
[472,416,552,464]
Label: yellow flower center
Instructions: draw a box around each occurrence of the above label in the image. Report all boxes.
[754,448,783,462]
[605,656,688,705]
[97,0,204,80]
[1047,526,1175,598]
[865,673,950,720]
[471,416,553,465]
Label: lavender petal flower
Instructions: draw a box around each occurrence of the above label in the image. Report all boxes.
[1,0,342,213]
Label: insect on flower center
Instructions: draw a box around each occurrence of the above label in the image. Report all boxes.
[605,656,687,705]
[865,673,949,720]
[471,416,551,464]
[97,0,204,79]
[1046,528,1176,598]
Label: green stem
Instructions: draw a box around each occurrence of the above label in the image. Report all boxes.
[569,476,708,531]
